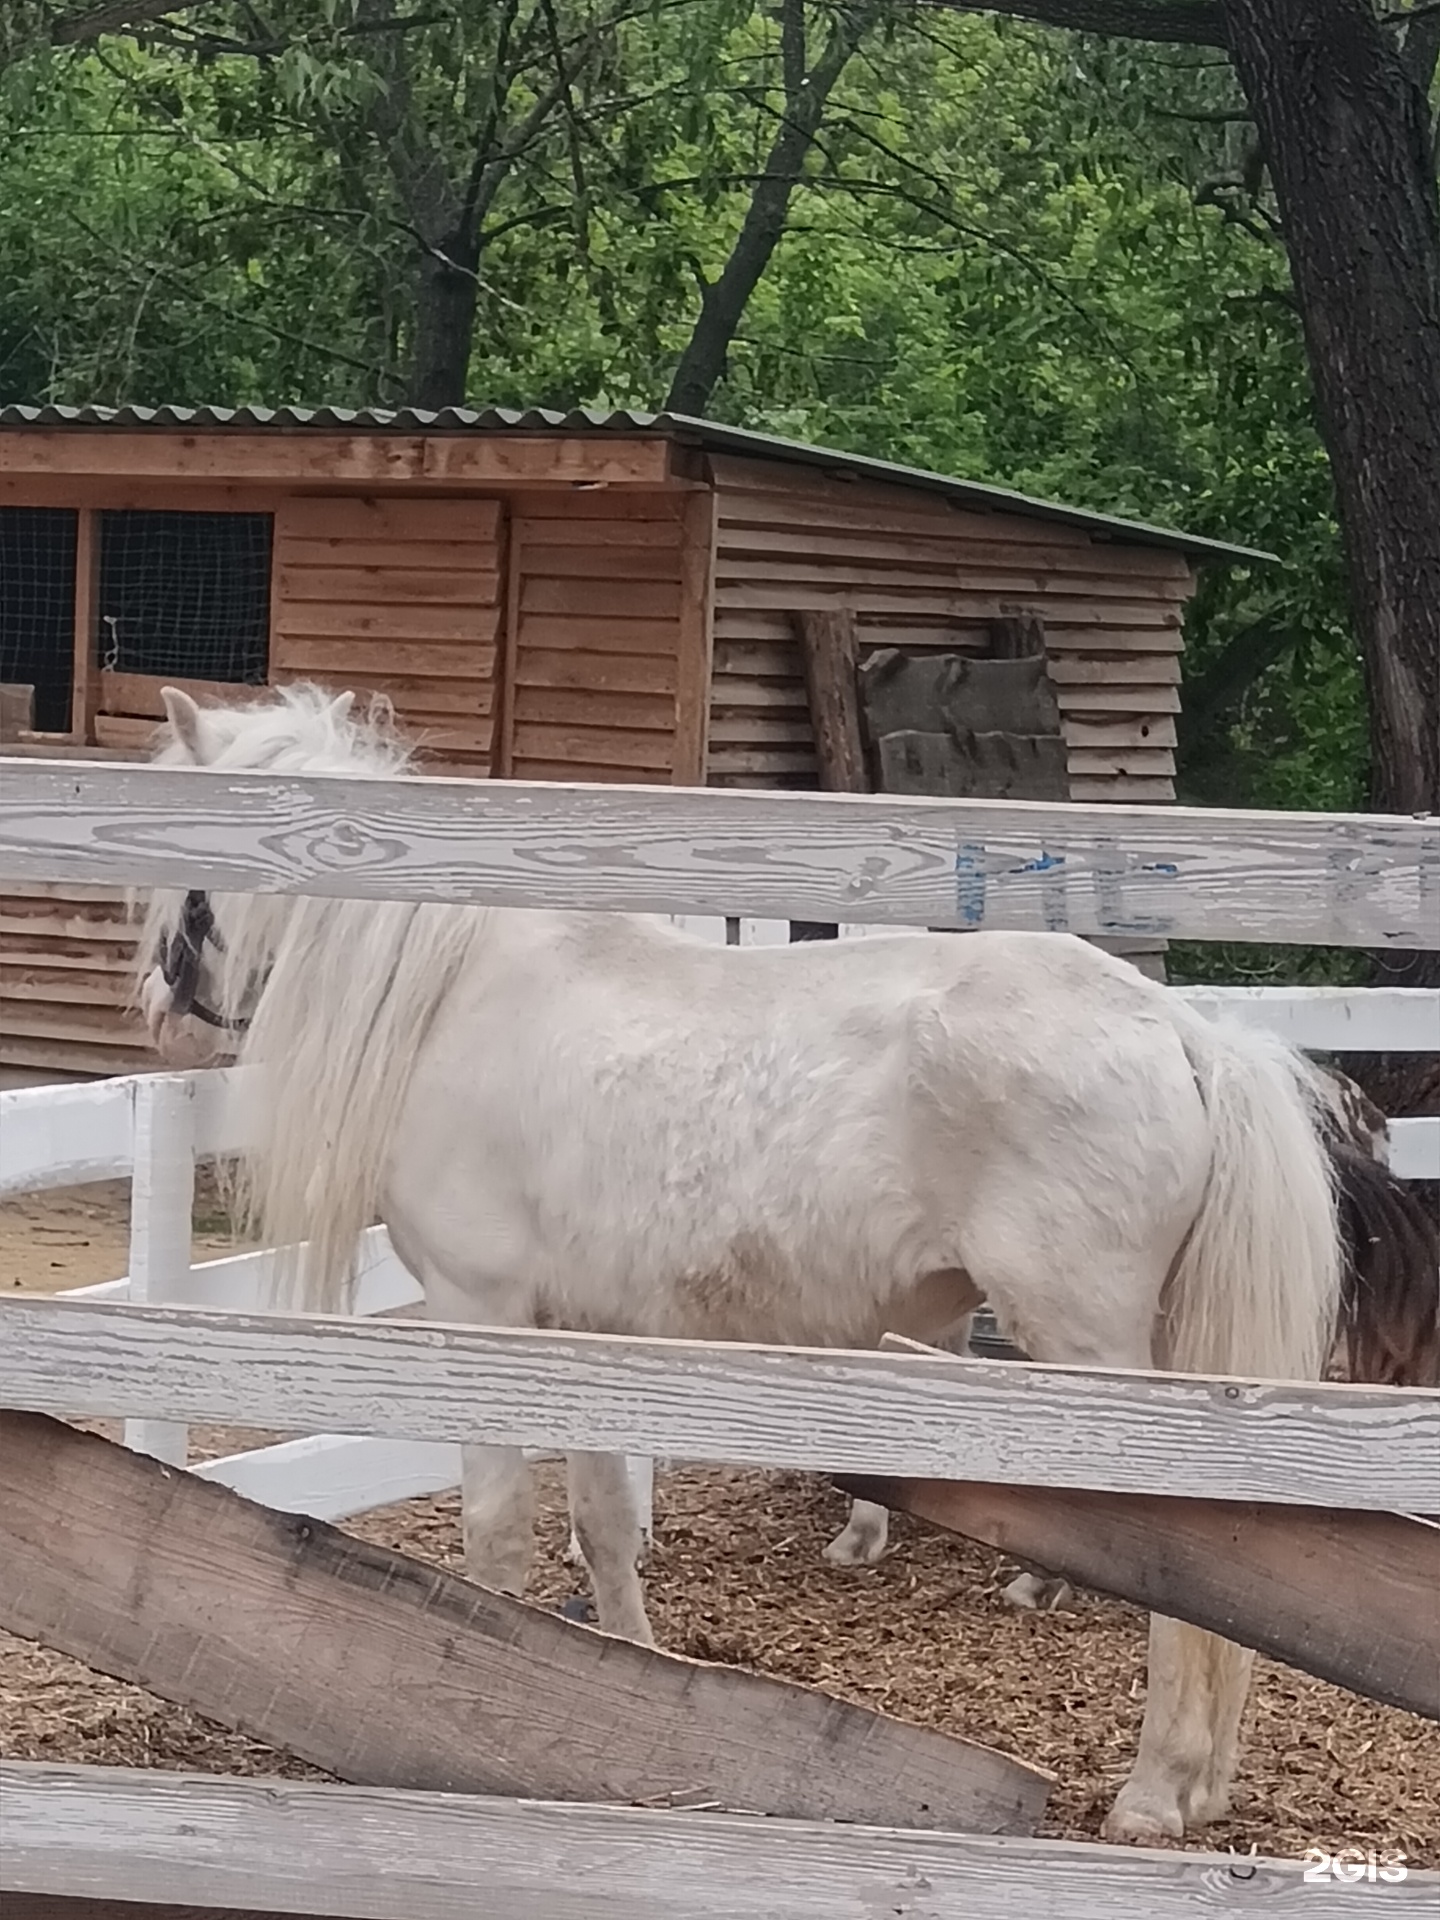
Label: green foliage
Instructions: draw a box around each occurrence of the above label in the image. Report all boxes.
[0,2,1377,974]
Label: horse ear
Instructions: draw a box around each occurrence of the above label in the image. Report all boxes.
[328,691,356,726]
[160,687,205,762]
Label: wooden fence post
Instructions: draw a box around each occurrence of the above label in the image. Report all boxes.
[123,1076,195,1467]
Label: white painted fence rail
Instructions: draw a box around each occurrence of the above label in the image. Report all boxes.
[0,1066,254,1196]
[6,1297,1438,1510]
[5,1763,1436,1920]
[2,985,1435,1199]
[0,759,1435,945]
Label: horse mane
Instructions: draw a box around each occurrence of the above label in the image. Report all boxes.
[136,684,486,1310]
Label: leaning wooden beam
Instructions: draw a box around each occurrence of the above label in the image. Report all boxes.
[0,1414,1046,1832]
[835,1474,1440,1721]
[0,759,1434,948]
[4,1297,1439,1508]
[793,609,868,793]
[5,1763,1438,1920]
[6,1900,351,1920]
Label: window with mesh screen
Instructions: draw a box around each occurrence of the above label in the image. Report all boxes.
[0,507,78,732]
[98,510,272,683]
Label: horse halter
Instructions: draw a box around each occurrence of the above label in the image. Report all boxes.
[158,889,250,1034]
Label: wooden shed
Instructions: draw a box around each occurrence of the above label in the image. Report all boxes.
[0,403,1263,1075]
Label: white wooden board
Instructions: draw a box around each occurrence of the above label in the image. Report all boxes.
[1176,985,1439,1053]
[4,1763,1435,1918]
[0,1064,254,1194]
[0,759,1434,946]
[66,1222,420,1314]
[193,1432,464,1517]
[1390,1116,1439,1181]
[0,1077,135,1194]
[3,1298,1436,1509]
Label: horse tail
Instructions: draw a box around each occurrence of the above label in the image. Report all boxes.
[232,896,482,1315]
[1161,1012,1341,1383]
[1331,1143,1440,1387]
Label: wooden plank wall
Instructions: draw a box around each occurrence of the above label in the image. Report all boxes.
[12,494,504,1070]
[270,495,501,774]
[504,491,689,783]
[0,879,149,1077]
[88,496,504,773]
[705,456,1191,803]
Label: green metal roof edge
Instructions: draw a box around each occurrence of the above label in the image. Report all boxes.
[0,402,1276,565]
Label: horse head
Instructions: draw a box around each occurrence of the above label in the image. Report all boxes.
[134,681,391,1063]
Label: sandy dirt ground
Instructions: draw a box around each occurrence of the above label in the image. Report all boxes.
[2,1181,1436,1868]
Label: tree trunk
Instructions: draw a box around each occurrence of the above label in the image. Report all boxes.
[407,240,482,410]
[1224,0,1440,989]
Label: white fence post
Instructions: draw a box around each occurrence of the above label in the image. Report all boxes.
[122,1076,196,1467]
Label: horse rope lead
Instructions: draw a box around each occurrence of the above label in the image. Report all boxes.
[158,889,252,1034]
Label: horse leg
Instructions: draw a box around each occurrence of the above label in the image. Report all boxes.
[1104,1619,1254,1842]
[459,1443,535,1596]
[965,1236,1251,1841]
[568,1456,654,1568]
[567,1450,656,1646]
[414,1269,537,1597]
[824,1308,977,1568]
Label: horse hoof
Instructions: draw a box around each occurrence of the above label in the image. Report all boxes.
[823,1529,886,1567]
[1002,1571,1074,1612]
[1102,1798,1185,1846]
[559,1594,595,1624]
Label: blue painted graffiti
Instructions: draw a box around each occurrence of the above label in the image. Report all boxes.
[1014,852,1065,875]
[954,843,988,927]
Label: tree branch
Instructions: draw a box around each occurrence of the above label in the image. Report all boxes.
[48,0,198,45]
[66,209,401,389]
[915,0,1228,48]
[665,0,884,414]
[1148,104,1253,120]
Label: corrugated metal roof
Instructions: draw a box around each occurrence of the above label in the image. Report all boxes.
[0,402,1273,563]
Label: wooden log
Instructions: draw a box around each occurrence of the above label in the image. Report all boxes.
[793,610,866,793]
[5,1299,1439,1508]
[0,1414,1047,1833]
[0,760,1435,948]
[834,1473,1440,1720]
[5,1762,1437,1920]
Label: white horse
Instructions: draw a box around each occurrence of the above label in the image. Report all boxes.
[139,682,1344,1847]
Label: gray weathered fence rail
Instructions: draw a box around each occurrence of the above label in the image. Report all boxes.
[0,760,1434,945]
